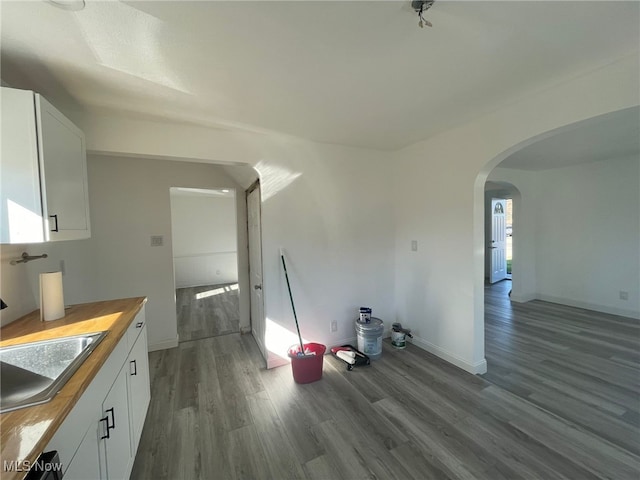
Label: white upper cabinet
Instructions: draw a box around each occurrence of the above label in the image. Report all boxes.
[1,87,90,243]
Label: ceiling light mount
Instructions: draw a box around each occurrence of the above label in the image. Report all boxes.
[412,0,434,28]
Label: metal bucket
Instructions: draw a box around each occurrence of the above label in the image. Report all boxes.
[355,317,383,360]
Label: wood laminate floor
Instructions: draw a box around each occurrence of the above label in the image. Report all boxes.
[176,283,240,342]
[132,282,639,479]
[484,280,640,459]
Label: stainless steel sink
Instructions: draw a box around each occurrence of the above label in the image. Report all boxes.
[0,331,108,413]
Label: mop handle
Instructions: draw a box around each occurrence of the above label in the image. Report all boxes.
[280,250,305,353]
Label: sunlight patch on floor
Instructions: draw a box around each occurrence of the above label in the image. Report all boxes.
[194,284,238,300]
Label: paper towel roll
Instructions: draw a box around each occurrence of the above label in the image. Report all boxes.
[40,272,65,321]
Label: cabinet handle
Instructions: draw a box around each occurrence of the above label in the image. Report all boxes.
[49,215,59,232]
[105,407,115,430]
[130,359,137,376]
[100,416,110,439]
[136,321,143,328]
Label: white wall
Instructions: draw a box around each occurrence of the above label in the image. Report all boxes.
[2,155,252,350]
[71,114,397,368]
[1,112,396,367]
[0,244,41,325]
[170,191,238,288]
[489,157,640,319]
[259,145,395,367]
[534,156,639,317]
[68,54,637,372]
[3,54,635,374]
[393,54,638,373]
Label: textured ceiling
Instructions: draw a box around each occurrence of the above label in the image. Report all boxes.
[1,1,639,151]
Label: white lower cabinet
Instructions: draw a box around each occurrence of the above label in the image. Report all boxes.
[63,422,102,480]
[100,366,133,480]
[46,308,150,480]
[127,324,150,455]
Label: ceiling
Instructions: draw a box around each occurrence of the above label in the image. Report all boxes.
[170,187,235,198]
[499,107,640,171]
[1,1,638,151]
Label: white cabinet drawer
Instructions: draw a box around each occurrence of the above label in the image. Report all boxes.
[126,306,146,352]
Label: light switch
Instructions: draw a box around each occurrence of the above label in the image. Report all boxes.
[150,235,164,247]
[411,240,418,252]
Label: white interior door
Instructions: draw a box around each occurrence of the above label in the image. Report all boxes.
[490,198,508,284]
[247,184,266,360]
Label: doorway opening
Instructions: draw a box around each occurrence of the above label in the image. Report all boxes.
[169,187,240,343]
[246,180,266,362]
[484,182,518,293]
[489,198,508,284]
[506,198,513,279]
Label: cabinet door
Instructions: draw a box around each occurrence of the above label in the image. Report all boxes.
[36,95,90,241]
[0,88,45,243]
[64,421,103,480]
[101,365,132,480]
[128,324,151,454]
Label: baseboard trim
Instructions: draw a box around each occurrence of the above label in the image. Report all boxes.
[536,294,639,319]
[327,329,393,352]
[411,336,487,375]
[251,329,270,368]
[148,336,179,352]
[328,335,358,351]
[262,332,488,375]
[510,292,537,303]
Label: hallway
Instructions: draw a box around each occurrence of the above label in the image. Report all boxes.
[176,283,240,343]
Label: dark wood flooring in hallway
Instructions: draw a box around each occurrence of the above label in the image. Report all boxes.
[176,283,239,343]
[131,282,639,479]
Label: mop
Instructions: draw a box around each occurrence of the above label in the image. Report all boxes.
[280,248,308,356]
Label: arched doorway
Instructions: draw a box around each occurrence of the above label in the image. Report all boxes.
[473,106,639,374]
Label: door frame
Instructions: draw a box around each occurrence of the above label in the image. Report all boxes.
[489,198,508,284]
[246,180,266,361]
[168,186,241,343]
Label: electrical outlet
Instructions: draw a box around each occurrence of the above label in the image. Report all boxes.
[330,320,338,333]
[411,240,418,252]
[150,235,164,247]
[619,291,628,301]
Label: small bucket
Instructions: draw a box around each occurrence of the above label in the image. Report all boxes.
[287,343,326,384]
[391,330,406,349]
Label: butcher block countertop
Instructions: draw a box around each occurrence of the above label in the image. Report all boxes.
[0,297,147,479]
